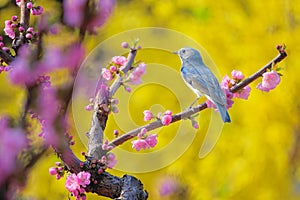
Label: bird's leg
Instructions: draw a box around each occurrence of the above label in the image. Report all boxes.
[189,96,200,108]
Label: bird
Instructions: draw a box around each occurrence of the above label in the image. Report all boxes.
[174,47,231,123]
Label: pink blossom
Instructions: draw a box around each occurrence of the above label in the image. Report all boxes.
[164,110,172,115]
[11,15,18,21]
[63,0,86,27]
[231,70,245,80]
[39,47,64,71]
[143,110,153,121]
[85,104,93,111]
[113,129,119,137]
[107,153,117,169]
[224,89,234,109]
[161,114,172,126]
[102,140,109,150]
[110,65,117,72]
[121,42,129,48]
[86,0,116,33]
[233,85,251,100]
[63,43,85,70]
[128,62,146,85]
[131,139,149,151]
[77,171,91,187]
[192,121,199,129]
[140,128,148,135]
[9,45,33,85]
[37,87,60,145]
[145,134,158,148]
[102,68,113,80]
[65,174,81,194]
[124,86,131,92]
[4,20,15,39]
[26,2,33,9]
[25,33,32,39]
[0,117,27,185]
[221,75,235,89]
[257,70,281,92]
[18,26,24,32]
[49,167,58,175]
[206,89,234,110]
[138,128,147,138]
[65,172,90,199]
[132,133,158,151]
[31,6,44,15]
[56,174,63,180]
[15,0,21,6]
[112,56,127,66]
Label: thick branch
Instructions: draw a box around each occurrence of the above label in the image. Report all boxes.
[20,0,30,29]
[86,48,138,159]
[108,48,287,148]
[87,87,110,159]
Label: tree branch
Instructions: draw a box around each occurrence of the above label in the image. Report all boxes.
[0,49,14,63]
[12,0,30,51]
[86,48,138,159]
[108,47,287,148]
[109,48,137,98]
[87,85,110,159]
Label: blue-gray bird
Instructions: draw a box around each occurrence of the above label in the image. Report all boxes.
[175,47,231,123]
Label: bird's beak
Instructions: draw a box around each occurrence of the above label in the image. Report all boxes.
[173,51,178,54]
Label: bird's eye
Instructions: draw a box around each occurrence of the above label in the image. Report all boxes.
[182,49,186,54]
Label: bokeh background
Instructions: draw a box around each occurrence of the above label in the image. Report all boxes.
[0,0,299,199]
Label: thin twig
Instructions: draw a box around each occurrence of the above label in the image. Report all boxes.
[108,48,287,148]
[109,48,137,98]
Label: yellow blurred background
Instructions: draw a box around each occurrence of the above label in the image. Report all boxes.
[0,0,299,199]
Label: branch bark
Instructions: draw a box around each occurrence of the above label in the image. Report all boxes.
[0,49,14,63]
[12,0,30,51]
[108,47,287,148]
[87,48,138,159]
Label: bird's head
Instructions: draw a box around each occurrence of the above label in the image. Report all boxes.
[174,47,202,62]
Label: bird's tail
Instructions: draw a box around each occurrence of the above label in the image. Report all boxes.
[215,103,231,123]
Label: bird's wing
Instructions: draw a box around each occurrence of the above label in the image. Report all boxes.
[185,60,226,106]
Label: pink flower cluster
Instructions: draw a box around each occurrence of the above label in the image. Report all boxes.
[9,43,85,86]
[131,128,158,151]
[100,152,117,169]
[127,62,146,85]
[101,56,128,81]
[65,171,91,200]
[257,70,281,92]
[0,117,27,185]
[63,0,115,33]
[143,110,153,121]
[206,70,251,110]
[3,16,18,39]
[143,109,173,126]
[16,0,44,15]
[49,162,65,180]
